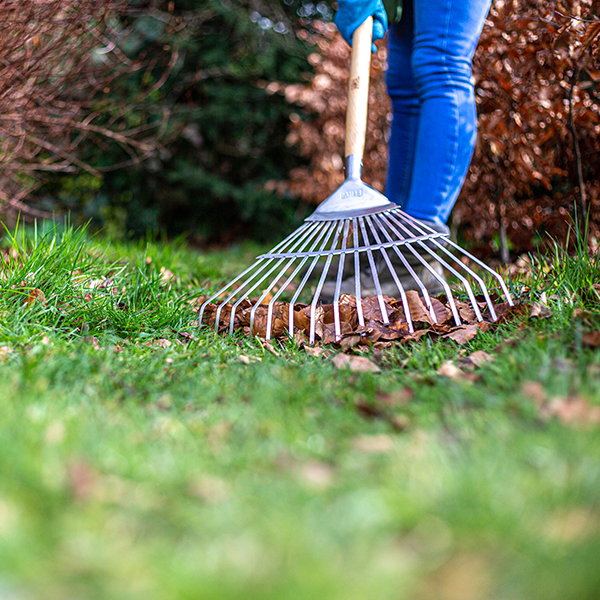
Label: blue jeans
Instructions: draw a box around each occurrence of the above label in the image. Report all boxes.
[385,0,491,227]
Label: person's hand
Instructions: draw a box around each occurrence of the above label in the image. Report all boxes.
[334,0,388,52]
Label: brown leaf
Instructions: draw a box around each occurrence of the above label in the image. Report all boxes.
[303,345,325,358]
[466,350,494,367]
[529,302,552,319]
[456,301,477,323]
[541,396,600,427]
[404,290,431,323]
[376,387,413,406]
[354,399,386,419]
[189,475,229,503]
[24,288,46,307]
[298,461,334,490]
[442,324,480,345]
[582,331,600,347]
[437,362,463,380]
[430,297,452,324]
[332,353,381,373]
[522,381,547,407]
[68,460,97,501]
[352,434,395,453]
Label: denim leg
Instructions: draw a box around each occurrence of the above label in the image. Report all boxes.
[385,0,419,210]
[387,0,491,227]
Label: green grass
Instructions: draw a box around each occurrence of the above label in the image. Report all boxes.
[0,224,599,600]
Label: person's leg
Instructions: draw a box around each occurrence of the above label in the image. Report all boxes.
[384,0,419,209]
[403,0,491,227]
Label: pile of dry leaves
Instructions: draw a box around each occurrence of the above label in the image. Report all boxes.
[200,291,537,348]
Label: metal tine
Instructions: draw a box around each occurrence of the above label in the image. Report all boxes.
[264,222,335,341]
[366,217,414,333]
[416,239,484,321]
[333,220,351,341]
[373,213,440,325]
[249,221,325,336]
[309,220,346,344]
[384,212,461,325]
[359,216,389,324]
[397,212,514,311]
[388,215,483,321]
[199,222,313,329]
[420,237,497,320]
[446,240,514,306]
[288,221,339,338]
[352,222,365,327]
[388,215,490,321]
[228,224,322,335]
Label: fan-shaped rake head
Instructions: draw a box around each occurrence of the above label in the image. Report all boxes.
[198,206,514,344]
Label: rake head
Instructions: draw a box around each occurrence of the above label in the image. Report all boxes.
[199,19,514,344]
[198,167,514,344]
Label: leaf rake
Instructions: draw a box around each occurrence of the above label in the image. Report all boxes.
[199,18,513,344]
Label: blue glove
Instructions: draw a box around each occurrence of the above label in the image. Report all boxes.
[334,0,388,52]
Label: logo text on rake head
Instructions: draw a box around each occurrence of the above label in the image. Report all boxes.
[341,189,363,199]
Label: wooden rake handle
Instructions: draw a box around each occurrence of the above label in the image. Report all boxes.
[345,16,373,160]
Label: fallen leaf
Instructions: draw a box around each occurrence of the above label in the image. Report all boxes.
[24,288,46,307]
[67,461,97,501]
[303,345,325,358]
[466,350,494,367]
[332,353,381,373]
[541,396,600,427]
[529,302,552,319]
[376,387,413,406]
[189,475,229,503]
[582,331,600,347]
[238,354,261,364]
[352,434,395,453]
[522,381,547,407]
[0,345,15,359]
[437,362,463,380]
[298,461,334,490]
[160,267,175,283]
[545,508,600,543]
[442,324,480,345]
[354,399,386,419]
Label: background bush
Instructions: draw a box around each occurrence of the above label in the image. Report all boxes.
[46,0,328,243]
[6,0,600,257]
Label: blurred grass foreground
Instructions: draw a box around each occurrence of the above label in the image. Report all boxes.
[0,224,599,599]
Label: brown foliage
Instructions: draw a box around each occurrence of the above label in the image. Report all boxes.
[276,3,600,255]
[0,0,178,218]
[200,291,529,347]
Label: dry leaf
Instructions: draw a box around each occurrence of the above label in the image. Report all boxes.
[304,345,325,358]
[352,434,395,453]
[238,354,261,364]
[582,331,600,347]
[442,324,480,345]
[438,362,463,380]
[376,387,413,406]
[529,302,552,319]
[522,381,547,407]
[541,396,600,427]
[467,350,494,367]
[24,288,46,307]
[299,461,334,490]
[332,353,381,373]
[189,475,229,503]
[160,267,175,283]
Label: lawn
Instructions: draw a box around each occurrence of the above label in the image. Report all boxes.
[0,224,599,600]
